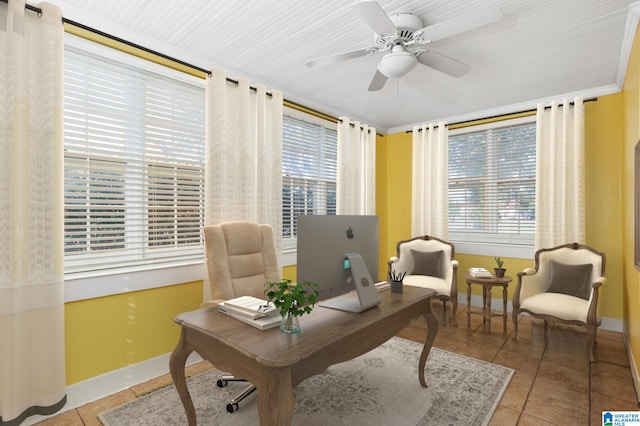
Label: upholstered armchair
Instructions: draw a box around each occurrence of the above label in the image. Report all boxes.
[388,236,458,325]
[512,242,606,362]
[202,221,281,412]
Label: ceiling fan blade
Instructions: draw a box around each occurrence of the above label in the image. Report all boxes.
[306,48,373,68]
[417,50,470,77]
[352,0,397,36]
[368,68,388,91]
[416,6,503,43]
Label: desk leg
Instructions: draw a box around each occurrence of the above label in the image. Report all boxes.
[169,329,196,426]
[418,301,439,388]
[257,367,294,426]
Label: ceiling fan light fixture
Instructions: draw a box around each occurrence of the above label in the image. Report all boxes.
[378,47,417,78]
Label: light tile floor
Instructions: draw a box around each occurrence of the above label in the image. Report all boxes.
[36,303,638,425]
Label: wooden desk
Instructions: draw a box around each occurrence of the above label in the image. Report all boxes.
[464,274,512,334]
[169,286,438,426]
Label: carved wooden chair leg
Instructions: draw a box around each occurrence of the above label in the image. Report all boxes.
[450,299,458,326]
[587,325,597,362]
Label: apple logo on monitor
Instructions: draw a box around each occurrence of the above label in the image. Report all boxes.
[346,226,354,239]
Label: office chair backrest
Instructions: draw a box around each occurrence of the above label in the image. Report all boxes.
[203,221,280,301]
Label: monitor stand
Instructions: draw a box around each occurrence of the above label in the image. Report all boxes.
[319,252,381,313]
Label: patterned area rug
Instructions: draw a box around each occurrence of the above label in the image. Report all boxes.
[99,337,513,426]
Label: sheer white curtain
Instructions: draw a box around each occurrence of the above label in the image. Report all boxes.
[535,97,585,249]
[336,117,376,215]
[0,1,66,424]
[412,122,449,238]
[203,68,283,299]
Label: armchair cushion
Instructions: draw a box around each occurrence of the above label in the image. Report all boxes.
[519,292,590,323]
[410,249,444,278]
[403,275,451,296]
[547,260,593,300]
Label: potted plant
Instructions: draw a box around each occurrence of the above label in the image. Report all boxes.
[494,257,506,278]
[264,279,319,334]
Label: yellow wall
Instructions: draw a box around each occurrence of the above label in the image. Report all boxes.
[378,131,413,260]
[584,93,625,320]
[283,265,296,281]
[64,281,203,384]
[623,24,640,376]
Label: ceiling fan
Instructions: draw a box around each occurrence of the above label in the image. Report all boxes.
[305,0,503,91]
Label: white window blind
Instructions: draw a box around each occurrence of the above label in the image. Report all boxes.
[63,43,206,275]
[448,118,536,246]
[282,110,337,248]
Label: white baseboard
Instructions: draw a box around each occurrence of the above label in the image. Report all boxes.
[23,351,203,425]
[459,294,624,333]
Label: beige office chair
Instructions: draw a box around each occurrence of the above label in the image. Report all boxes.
[388,236,458,325]
[512,242,606,362]
[202,221,280,413]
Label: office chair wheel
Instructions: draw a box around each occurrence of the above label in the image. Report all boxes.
[226,402,238,413]
[216,379,227,387]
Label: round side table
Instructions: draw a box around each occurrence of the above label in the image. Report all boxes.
[464,274,513,334]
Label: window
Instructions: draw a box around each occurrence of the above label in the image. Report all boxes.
[281,108,337,251]
[63,38,206,276]
[448,117,536,247]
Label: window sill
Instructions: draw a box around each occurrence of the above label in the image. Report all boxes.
[64,249,298,302]
[64,262,206,302]
[63,242,528,302]
[282,249,297,267]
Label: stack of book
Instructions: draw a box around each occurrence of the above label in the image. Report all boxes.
[374,281,391,291]
[217,295,280,330]
[468,267,493,278]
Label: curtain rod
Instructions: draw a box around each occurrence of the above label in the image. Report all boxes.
[64,15,282,99]
[60,8,380,135]
[65,17,213,76]
[13,0,353,127]
[407,97,598,133]
[14,0,208,77]
[337,118,382,135]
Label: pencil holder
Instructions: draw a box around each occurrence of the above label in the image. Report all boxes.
[388,270,405,293]
[391,280,403,293]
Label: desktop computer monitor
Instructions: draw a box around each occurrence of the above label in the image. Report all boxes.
[296,215,379,301]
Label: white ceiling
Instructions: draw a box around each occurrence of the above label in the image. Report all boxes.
[46,0,638,133]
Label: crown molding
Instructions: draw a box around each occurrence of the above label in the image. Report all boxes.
[617,1,640,89]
